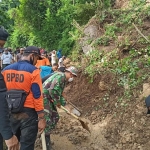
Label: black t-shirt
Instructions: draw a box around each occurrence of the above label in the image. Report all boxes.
[0,72,13,140]
[42,73,55,83]
[0,72,6,91]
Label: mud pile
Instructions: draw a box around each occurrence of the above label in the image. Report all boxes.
[35,72,150,150]
[48,72,150,150]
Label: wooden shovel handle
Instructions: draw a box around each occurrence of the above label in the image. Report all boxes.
[60,105,79,120]
[41,131,47,150]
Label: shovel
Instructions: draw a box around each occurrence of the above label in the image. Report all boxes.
[67,101,82,113]
[36,131,47,150]
[41,131,47,150]
[60,105,91,133]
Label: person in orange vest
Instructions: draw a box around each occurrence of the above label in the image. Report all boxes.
[35,51,50,68]
[2,46,46,150]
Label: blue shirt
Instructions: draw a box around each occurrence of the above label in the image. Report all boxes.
[57,50,62,59]
[40,66,54,78]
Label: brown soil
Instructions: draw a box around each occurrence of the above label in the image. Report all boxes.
[35,70,150,150]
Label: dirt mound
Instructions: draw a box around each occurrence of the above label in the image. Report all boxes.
[53,71,148,150]
[64,72,122,123]
[35,71,150,150]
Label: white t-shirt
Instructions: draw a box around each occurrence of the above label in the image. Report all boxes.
[51,53,56,65]
[58,58,64,67]
[1,53,12,64]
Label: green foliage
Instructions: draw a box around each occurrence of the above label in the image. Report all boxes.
[0,0,19,29]
[105,24,120,38]
[79,0,150,87]
[130,0,147,7]
[74,3,96,25]
[2,0,150,106]
[84,50,103,82]
[4,0,98,52]
[94,36,110,46]
[0,2,9,27]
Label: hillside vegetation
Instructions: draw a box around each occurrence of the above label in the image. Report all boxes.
[72,0,150,96]
[1,1,150,149]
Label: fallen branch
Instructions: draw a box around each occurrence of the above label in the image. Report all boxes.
[132,23,150,43]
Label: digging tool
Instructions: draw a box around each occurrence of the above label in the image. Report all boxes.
[41,131,47,150]
[67,101,82,113]
[62,92,82,113]
[36,131,47,150]
[60,105,91,133]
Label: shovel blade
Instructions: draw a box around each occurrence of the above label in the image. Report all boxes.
[79,119,91,133]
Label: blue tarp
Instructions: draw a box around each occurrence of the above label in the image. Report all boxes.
[40,66,54,78]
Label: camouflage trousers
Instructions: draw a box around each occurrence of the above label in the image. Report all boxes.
[43,89,59,135]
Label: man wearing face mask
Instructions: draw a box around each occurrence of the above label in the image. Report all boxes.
[42,66,78,150]
[2,46,46,150]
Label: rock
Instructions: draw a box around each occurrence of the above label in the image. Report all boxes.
[98,81,107,91]
[84,25,99,38]
[142,83,150,97]
[82,45,93,54]
[115,0,129,8]
[124,83,129,90]
[91,111,96,115]
[79,21,100,54]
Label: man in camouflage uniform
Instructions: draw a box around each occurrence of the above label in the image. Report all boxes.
[42,66,78,150]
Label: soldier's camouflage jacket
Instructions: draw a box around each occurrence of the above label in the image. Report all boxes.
[42,72,66,135]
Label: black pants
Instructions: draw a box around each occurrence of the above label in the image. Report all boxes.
[0,134,7,150]
[10,108,38,150]
[45,135,52,150]
[58,67,66,72]
[0,134,3,150]
[2,64,10,69]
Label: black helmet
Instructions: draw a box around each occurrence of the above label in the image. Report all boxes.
[24,46,42,59]
[0,26,9,41]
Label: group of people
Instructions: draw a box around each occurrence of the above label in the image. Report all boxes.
[0,45,66,70]
[0,26,78,150]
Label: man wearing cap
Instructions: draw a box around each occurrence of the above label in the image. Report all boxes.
[0,26,19,150]
[2,46,46,150]
[42,66,78,150]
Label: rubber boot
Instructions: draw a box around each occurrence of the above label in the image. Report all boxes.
[45,135,51,150]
